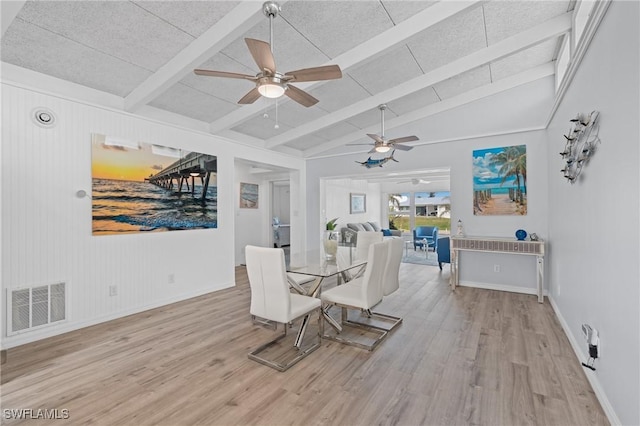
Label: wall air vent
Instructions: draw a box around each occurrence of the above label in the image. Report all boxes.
[7,282,67,335]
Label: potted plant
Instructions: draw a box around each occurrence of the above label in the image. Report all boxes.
[323,218,340,260]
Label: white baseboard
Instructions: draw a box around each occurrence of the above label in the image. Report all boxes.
[1,283,234,350]
[548,296,621,426]
[458,280,546,297]
[459,281,620,424]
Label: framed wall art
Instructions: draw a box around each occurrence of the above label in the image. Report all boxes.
[239,182,259,208]
[350,193,366,214]
[91,133,218,235]
[473,144,527,216]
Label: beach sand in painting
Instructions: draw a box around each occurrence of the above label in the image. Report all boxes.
[240,183,258,208]
[474,193,526,216]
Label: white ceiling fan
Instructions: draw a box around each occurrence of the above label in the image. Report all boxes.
[348,104,419,153]
[194,1,342,107]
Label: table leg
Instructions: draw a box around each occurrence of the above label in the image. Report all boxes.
[537,255,544,303]
[451,248,458,291]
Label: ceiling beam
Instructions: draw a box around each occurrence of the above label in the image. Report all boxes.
[1,1,26,39]
[303,63,555,157]
[268,12,572,150]
[124,1,269,113]
[208,0,483,134]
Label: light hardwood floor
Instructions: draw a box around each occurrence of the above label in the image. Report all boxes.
[1,264,608,425]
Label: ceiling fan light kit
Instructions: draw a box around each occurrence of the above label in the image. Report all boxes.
[257,80,286,98]
[193,1,342,107]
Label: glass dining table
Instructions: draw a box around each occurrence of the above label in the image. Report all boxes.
[286,245,366,336]
[287,245,364,294]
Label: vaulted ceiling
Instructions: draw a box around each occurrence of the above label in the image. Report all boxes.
[1,1,574,160]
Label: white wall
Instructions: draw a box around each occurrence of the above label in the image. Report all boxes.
[322,178,382,233]
[234,162,264,265]
[0,83,303,348]
[546,2,639,424]
[308,126,549,294]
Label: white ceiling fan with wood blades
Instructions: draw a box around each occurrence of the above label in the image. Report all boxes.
[194,1,342,108]
[348,104,419,153]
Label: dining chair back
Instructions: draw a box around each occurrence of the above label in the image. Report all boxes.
[382,238,403,296]
[245,245,322,371]
[320,241,390,351]
[355,231,383,262]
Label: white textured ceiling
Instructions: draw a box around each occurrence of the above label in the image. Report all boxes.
[1,0,574,159]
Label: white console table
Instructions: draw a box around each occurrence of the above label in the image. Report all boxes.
[450,236,545,303]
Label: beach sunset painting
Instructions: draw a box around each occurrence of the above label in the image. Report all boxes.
[473,145,527,216]
[91,134,218,235]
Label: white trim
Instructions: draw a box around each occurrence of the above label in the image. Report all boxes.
[0,284,233,350]
[548,296,622,426]
[0,1,27,38]
[458,280,545,297]
[207,1,483,134]
[268,13,571,149]
[304,64,553,157]
[0,79,302,164]
[124,2,266,112]
[306,125,546,161]
[545,0,612,127]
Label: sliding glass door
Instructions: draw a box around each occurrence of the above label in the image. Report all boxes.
[388,191,451,234]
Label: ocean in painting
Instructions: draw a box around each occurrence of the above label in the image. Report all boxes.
[92,179,217,235]
[240,183,258,208]
[473,186,526,195]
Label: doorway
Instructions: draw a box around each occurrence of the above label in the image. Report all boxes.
[271,181,291,249]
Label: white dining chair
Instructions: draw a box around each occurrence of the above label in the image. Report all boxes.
[245,245,322,371]
[372,237,404,331]
[355,231,383,262]
[320,240,389,351]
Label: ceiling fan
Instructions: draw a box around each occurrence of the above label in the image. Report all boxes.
[348,104,419,153]
[397,178,431,185]
[193,1,342,108]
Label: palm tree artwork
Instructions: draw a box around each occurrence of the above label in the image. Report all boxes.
[472,145,527,215]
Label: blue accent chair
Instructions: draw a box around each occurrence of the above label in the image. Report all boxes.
[436,237,451,271]
[413,226,438,252]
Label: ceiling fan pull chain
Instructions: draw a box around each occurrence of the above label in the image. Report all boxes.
[274,97,280,129]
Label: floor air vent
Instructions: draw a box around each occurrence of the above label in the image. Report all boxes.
[8,282,66,335]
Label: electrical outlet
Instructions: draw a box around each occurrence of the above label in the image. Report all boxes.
[168,273,175,284]
[493,264,501,273]
[109,285,117,296]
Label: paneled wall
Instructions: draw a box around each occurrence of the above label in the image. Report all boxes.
[0,83,302,348]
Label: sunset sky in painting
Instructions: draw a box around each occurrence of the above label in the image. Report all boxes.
[91,134,180,182]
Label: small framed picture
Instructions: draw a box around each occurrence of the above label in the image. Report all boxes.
[350,193,366,214]
[239,182,259,208]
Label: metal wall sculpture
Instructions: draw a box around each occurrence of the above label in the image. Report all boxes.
[560,110,600,184]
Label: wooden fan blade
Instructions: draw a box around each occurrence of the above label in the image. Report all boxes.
[238,87,261,104]
[284,65,342,82]
[285,84,318,107]
[367,134,385,144]
[245,38,276,75]
[391,143,413,151]
[194,69,257,80]
[389,135,419,144]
